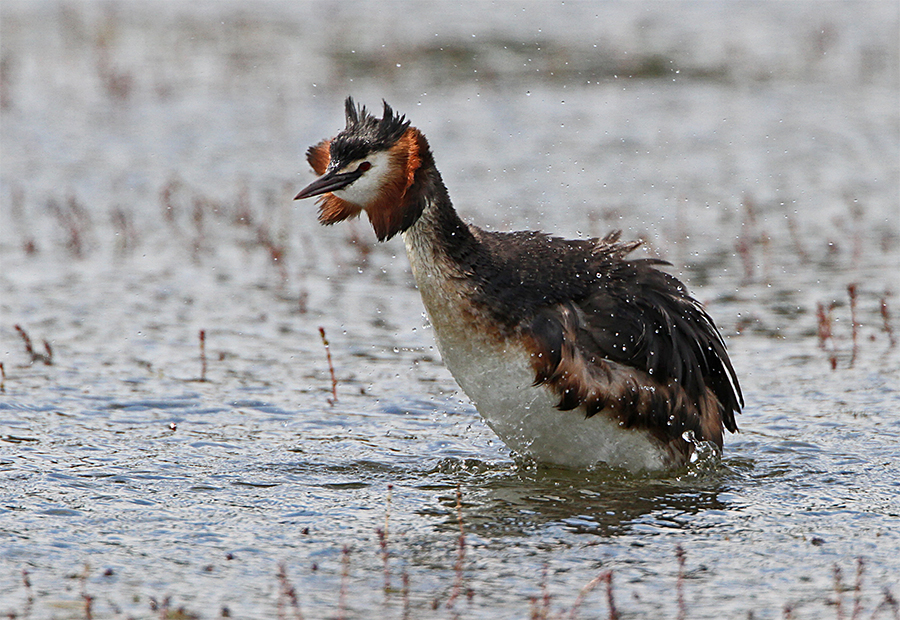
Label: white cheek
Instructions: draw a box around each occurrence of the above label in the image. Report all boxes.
[333,151,393,208]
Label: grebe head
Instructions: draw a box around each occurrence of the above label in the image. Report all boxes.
[294,97,427,241]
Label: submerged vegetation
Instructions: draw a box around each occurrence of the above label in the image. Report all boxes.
[4,487,899,620]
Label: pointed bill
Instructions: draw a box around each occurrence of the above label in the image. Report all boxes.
[294,168,364,200]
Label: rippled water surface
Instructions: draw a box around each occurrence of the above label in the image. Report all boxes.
[1,2,899,619]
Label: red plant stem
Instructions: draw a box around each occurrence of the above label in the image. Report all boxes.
[401,570,410,620]
[160,179,179,228]
[816,303,838,370]
[80,563,92,620]
[318,327,337,405]
[539,563,550,620]
[760,231,772,283]
[14,324,52,365]
[255,223,288,282]
[83,593,94,620]
[605,571,618,620]
[15,323,33,357]
[377,528,390,595]
[277,563,304,620]
[834,564,845,620]
[199,329,207,381]
[848,284,859,368]
[338,546,350,620]
[816,303,831,350]
[192,196,205,257]
[380,484,393,594]
[785,212,810,263]
[676,545,686,620]
[881,294,896,348]
[736,194,757,283]
[736,236,754,283]
[870,588,898,618]
[22,569,33,616]
[446,485,466,609]
[568,570,617,620]
[385,483,393,533]
[276,568,286,620]
[851,557,864,620]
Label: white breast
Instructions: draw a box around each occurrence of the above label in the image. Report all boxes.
[402,219,671,472]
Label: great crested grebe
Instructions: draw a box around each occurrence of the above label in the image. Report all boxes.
[295,98,743,472]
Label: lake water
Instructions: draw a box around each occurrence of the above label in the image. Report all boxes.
[1,2,898,618]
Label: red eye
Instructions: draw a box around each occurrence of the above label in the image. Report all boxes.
[358,161,372,172]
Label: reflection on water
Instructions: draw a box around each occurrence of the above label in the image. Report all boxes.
[424,458,740,537]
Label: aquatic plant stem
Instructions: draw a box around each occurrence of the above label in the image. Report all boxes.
[318,326,338,405]
[446,485,466,610]
[401,569,410,620]
[834,563,847,620]
[276,563,304,620]
[816,302,838,370]
[676,545,686,620]
[199,329,207,381]
[338,545,350,620]
[848,284,859,367]
[379,483,393,595]
[852,557,864,620]
[881,293,896,348]
[568,569,617,620]
[14,324,52,365]
[22,569,33,618]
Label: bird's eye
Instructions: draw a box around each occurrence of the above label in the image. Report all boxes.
[358,161,372,172]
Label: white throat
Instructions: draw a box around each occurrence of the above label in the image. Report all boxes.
[331,150,393,208]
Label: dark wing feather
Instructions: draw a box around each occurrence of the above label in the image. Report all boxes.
[468,229,742,446]
[573,255,743,432]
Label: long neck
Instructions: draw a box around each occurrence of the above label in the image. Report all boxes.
[402,159,481,277]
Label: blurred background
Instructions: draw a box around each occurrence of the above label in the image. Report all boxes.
[1,2,898,619]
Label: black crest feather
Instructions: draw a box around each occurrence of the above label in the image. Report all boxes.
[332,97,410,163]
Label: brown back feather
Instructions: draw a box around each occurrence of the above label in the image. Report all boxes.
[456,231,742,452]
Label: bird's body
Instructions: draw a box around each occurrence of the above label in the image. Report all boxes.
[296,98,743,472]
[403,214,680,470]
